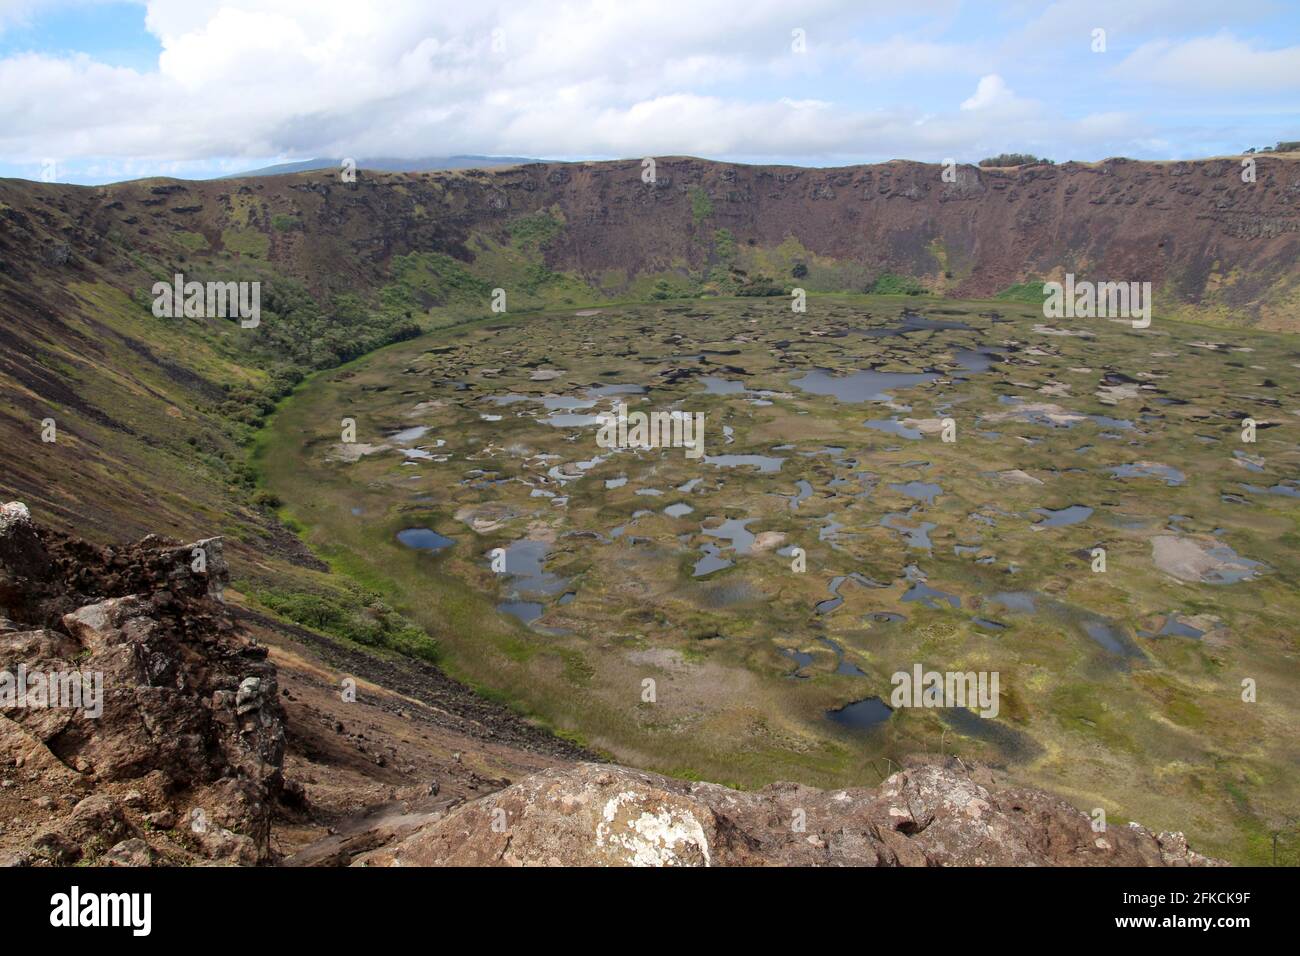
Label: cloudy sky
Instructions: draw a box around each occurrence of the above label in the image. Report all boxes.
[2,0,1298,184]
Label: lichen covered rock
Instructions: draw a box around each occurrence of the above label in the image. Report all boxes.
[355,761,1223,867]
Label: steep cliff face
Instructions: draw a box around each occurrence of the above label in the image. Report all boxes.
[7,156,1297,327]
[498,156,1299,328]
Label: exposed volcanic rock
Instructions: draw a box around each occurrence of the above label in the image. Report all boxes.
[0,502,285,865]
[355,760,1223,867]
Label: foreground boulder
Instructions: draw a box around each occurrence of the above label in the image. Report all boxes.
[355,761,1223,867]
[0,502,284,864]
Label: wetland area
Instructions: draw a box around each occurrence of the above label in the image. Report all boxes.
[263,295,1299,862]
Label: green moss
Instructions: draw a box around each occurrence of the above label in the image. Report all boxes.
[507,209,564,251]
[173,230,209,252]
[227,192,259,227]
[713,228,736,262]
[389,251,492,306]
[690,187,713,225]
[221,227,269,258]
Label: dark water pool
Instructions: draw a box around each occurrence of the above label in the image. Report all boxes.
[792,368,937,403]
[827,696,894,730]
[396,527,455,553]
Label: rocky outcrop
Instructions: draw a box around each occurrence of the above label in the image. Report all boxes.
[0,502,285,864]
[355,761,1223,867]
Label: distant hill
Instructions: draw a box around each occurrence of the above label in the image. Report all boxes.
[219,155,543,179]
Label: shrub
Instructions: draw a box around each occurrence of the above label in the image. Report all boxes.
[388,251,491,306]
[255,587,440,662]
[713,228,736,262]
[507,210,564,251]
[737,276,784,297]
[978,153,1052,167]
[995,280,1046,303]
[251,489,282,509]
[689,187,713,224]
[867,273,925,295]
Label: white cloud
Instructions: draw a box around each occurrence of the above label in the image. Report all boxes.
[1007,0,1276,50]
[961,74,1012,110]
[0,0,1292,175]
[1115,34,1300,92]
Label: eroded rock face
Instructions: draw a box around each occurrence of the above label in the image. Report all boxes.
[355,761,1223,867]
[0,503,285,864]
